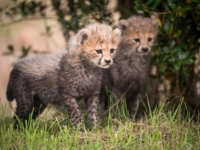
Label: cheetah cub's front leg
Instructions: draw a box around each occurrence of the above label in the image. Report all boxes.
[62,95,85,131]
[86,94,100,128]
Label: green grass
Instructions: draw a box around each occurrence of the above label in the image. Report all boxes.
[0,101,200,150]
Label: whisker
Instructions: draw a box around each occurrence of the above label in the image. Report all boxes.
[112,62,118,67]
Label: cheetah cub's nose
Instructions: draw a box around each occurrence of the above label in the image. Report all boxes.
[105,59,111,64]
[142,47,149,52]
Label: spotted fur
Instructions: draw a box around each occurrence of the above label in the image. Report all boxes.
[6,23,121,130]
[100,16,158,118]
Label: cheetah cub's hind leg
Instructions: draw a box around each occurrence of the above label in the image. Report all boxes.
[13,86,46,129]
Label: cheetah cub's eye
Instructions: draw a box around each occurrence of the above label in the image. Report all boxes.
[110,48,115,54]
[96,49,103,54]
[148,38,152,42]
[134,38,140,43]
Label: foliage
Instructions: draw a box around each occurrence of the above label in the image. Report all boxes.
[0,0,112,57]
[51,0,113,41]
[134,0,200,105]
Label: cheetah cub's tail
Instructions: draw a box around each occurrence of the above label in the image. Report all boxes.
[6,79,14,101]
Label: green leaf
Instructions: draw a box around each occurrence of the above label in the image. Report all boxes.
[152,0,161,9]
[164,22,170,31]
[170,40,176,48]
[134,2,145,11]
[146,0,154,6]
[168,14,175,22]
[162,2,170,11]
[20,46,32,58]
[168,57,175,63]
[162,46,170,54]
[173,30,182,38]
[7,44,14,53]
[183,58,193,64]
[168,1,176,9]
[163,56,169,62]
[195,9,200,15]
[174,63,180,71]
[178,51,188,60]
[173,46,181,52]
[159,65,166,72]
[2,45,15,55]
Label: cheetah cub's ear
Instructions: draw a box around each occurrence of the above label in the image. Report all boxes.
[118,20,129,31]
[77,29,91,46]
[150,15,159,29]
[113,28,121,37]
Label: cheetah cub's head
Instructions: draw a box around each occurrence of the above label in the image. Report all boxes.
[118,16,158,56]
[75,24,121,68]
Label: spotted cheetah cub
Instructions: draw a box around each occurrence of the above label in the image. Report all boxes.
[100,16,158,118]
[6,23,121,130]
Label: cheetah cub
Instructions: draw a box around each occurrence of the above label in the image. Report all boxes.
[6,23,121,130]
[100,16,158,118]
